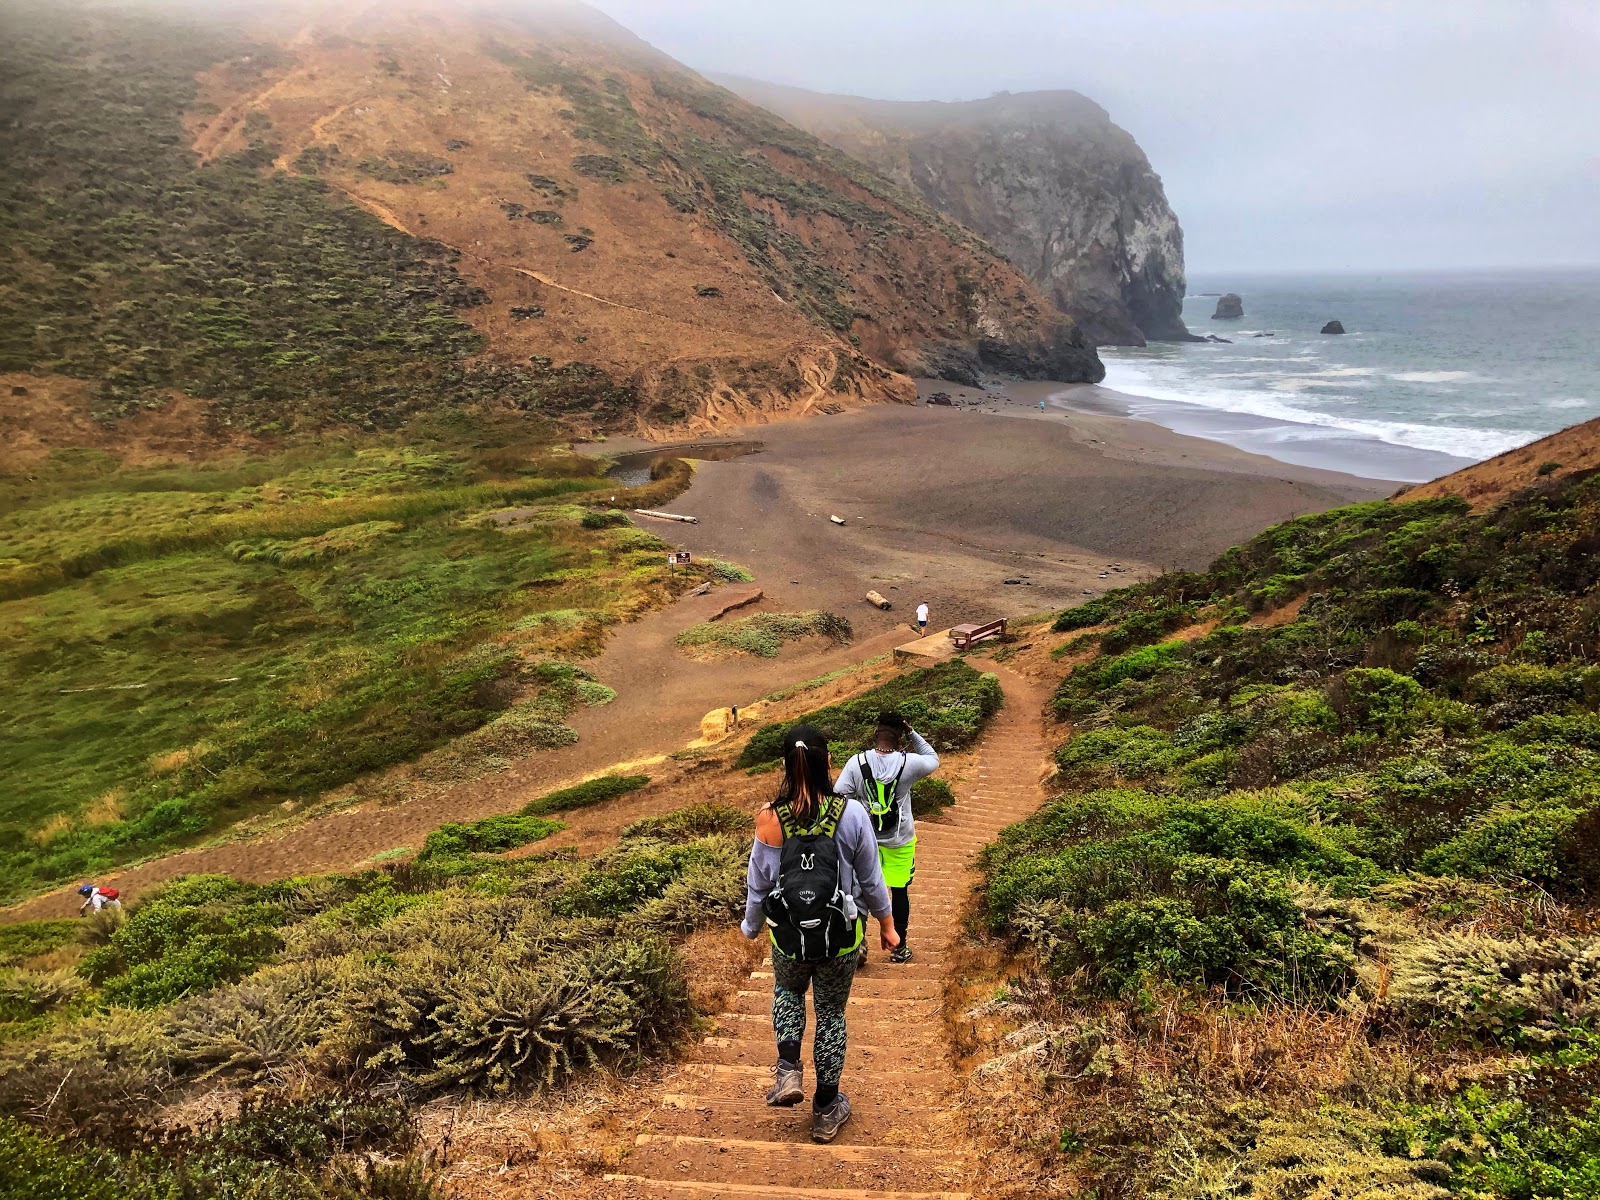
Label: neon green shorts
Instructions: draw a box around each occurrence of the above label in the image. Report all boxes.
[878,839,917,889]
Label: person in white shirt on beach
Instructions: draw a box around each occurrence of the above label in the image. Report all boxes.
[915,602,929,637]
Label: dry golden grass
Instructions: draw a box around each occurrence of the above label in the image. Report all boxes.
[83,787,127,825]
[147,744,210,776]
[29,812,72,845]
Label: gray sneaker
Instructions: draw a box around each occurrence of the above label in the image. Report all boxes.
[765,1059,803,1107]
[890,943,914,964]
[811,1093,851,1143]
[855,944,868,970]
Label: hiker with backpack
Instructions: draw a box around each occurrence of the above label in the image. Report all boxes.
[742,724,899,1143]
[832,711,939,965]
[76,882,121,916]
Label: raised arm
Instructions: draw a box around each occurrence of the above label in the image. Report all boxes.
[902,728,940,782]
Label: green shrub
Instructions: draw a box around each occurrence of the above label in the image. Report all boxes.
[1055,726,1188,783]
[579,510,629,529]
[554,844,721,918]
[703,559,753,583]
[1052,595,1123,633]
[1386,933,1600,1039]
[0,922,78,969]
[416,814,563,861]
[737,660,1003,768]
[911,777,956,819]
[1339,667,1425,734]
[0,1117,173,1200]
[1386,1032,1600,1199]
[676,611,851,659]
[521,774,650,817]
[622,802,748,841]
[81,876,288,1008]
[980,789,1375,999]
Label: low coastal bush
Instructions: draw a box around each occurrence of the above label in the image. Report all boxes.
[737,659,1003,768]
[911,777,957,819]
[978,474,1600,1194]
[0,801,744,1185]
[415,813,564,862]
[675,610,851,659]
[521,773,651,816]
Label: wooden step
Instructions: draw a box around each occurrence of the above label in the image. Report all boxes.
[623,1134,965,1192]
[676,1062,948,1092]
[647,1094,945,1147]
[602,1174,969,1200]
[695,1036,944,1070]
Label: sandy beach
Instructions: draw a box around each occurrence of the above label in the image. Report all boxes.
[592,380,1395,639]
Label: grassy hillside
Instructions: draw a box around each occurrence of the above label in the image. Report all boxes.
[0,797,748,1199]
[971,470,1600,1197]
[0,658,1005,1195]
[0,416,701,905]
[0,2,641,434]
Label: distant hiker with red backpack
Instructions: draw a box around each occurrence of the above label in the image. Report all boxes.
[77,882,121,916]
[742,724,898,1143]
[833,711,939,965]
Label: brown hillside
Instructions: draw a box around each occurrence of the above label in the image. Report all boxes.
[189,0,1101,433]
[1399,416,1600,509]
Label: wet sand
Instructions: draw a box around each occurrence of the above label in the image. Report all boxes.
[597,381,1395,639]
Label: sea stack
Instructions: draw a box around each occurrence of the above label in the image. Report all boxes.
[1212,293,1243,320]
[1321,319,1346,334]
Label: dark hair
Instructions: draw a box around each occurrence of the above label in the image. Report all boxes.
[875,711,906,749]
[776,724,832,826]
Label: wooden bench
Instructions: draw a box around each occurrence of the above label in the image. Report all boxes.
[949,618,1007,649]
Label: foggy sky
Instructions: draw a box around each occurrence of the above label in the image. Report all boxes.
[593,0,1600,275]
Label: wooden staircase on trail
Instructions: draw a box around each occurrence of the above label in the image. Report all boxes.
[602,664,1051,1200]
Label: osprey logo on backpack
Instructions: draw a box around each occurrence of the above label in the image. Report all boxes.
[762,795,852,962]
[856,752,906,835]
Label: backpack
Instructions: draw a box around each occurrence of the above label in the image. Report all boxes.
[855,752,906,835]
[97,887,119,902]
[761,795,853,961]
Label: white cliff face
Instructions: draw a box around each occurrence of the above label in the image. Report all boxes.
[712,79,1192,346]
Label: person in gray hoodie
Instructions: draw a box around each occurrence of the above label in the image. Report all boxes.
[742,724,898,1143]
[832,711,939,964]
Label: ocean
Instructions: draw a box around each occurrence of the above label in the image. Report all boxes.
[1082,269,1600,483]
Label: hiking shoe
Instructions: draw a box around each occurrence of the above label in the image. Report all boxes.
[765,1059,804,1107]
[811,1093,852,1143]
[855,944,868,970]
[889,943,914,964]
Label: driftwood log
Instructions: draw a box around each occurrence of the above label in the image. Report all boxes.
[865,591,892,610]
[634,509,698,524]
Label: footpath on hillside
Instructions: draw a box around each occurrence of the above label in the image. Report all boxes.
[597,663,1051,1200]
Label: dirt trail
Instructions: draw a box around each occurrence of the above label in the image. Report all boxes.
[600,663,1051,1200]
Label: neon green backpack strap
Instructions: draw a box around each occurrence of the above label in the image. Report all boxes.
[815,794,843,838]
[773,795,841,838]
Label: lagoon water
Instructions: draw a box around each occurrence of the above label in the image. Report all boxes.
[1092,268,1600,482]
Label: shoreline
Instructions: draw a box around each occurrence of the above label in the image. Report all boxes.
[917,376,1469,483]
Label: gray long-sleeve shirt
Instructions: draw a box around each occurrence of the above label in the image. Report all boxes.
[741,798,893,939]
[832,729,939,849]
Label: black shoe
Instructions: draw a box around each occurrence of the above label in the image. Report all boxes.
[811,1093,851,1143]
[765,1059,804,1107]
[889,943,913,964]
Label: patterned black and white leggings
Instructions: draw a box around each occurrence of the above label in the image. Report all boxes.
[772,946,858,1099]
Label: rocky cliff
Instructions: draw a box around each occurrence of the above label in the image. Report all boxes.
[714,77,1192,346]
[1,0,1102,441]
